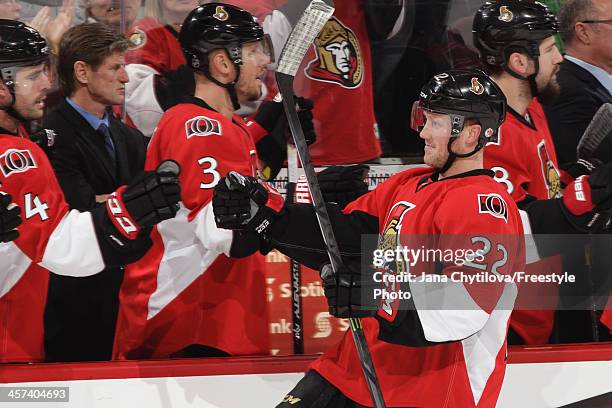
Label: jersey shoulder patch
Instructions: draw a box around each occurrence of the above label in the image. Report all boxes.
[185,115,222,139]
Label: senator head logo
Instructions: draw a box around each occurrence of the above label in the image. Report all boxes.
[470,78,485,95]
[498,5,514,22]
[304,17,363,89]
[213,5,229,21]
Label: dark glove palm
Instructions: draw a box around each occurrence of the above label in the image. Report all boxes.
[588,162,612,211]
[318,164,369,208]
[122,160,181,228]
[322,262,379,319]
[0,193,22,243]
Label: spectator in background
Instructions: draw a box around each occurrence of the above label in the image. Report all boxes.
[123,0,202,135]
[1,0,22,19]
[86,0,142,32]
[544,0,612,167]
[18,0,85,27]
[42,23,148,362]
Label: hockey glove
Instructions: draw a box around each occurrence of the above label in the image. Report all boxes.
[0,192,22,243]
[212,171,284,234]
[318,164,369,208]
[105,160,181,241]
[561,162,612,231]
[254,96,316,181]
[30,128,57,159]
[560,158,603,186]
[321,262,379,319]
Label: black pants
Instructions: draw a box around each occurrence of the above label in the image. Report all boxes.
[276,370,370,408]
[44,266,123,362]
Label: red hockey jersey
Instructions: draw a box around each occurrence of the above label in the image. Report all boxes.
[311,167,525,407]
[126,18,185,74]
[268,0,381,165]
[484,98,561,345]
[0,127,107,362]
[113,98,269,359]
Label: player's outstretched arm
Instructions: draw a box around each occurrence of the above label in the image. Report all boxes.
[212,172,377,270]
[90,160,181,267]
[0,192,22,243]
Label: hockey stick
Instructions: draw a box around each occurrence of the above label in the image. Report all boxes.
[287,141,304,354]
[575,103,612,342]
[577,103,612,161]
[275,1,386,407]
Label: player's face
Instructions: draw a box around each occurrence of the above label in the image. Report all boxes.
[236,41,271,102]
[535,36,563,104]
[0,0,22,20]
[418,110,453,168]
[12,64,51,120]
[86,51,129,106]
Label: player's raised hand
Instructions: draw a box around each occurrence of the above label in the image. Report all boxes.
[0,192,22,243]
[212,172,283,234]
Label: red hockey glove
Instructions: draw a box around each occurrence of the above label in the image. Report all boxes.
[322,262,379,319]
[0,192,22,243]
[562,162,612,231]
[212,171,284,234]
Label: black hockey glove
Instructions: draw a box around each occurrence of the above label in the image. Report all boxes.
[0,192,22,243]
[561,162,612,231]
[212,171,284,234]
[103,160,181,240]
[321,262,379,319]
[254,96,316,181]
[561,158,603,183]
[318,164,369,209]
[29,128,56,159]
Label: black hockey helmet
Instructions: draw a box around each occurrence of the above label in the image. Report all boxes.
[180,3,266,69]
[472,1,558,96]
[412,69,507,173]
[0,19,50,91]
[179,3,268,109]
[473,0,559,67]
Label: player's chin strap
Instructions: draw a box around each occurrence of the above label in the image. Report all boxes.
[440,134,486,174]
[201,63,242,111]
[501,48,540,97]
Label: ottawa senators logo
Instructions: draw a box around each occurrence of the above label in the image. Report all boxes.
[185,116,222,139]
[128,28,146,48]
[0,148,37,177]
[378,201,415,318]
[537,140,561,198]
[478,193,508,223]
[213,5,229,21]
[304,17,363,89]
[498,5,514,22]
[470,77,485,95]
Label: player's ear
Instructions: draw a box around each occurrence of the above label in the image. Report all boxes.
[210,50,233,77]
[506,51,532,76]
[0,82,11,107]
[467,122,481,147]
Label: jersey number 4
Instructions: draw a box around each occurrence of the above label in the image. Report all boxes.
[24,193,49,221]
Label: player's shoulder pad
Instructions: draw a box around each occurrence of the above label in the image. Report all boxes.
[0,136,46,179]
[442,177,517,226]
[160,104,229,140]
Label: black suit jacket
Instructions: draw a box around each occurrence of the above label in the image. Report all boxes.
[41,99,147,362]
[44,99,147,211]
[544,58,612,165]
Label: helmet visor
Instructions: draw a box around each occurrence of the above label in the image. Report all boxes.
[244,35,275,65]
[411,101,456,138]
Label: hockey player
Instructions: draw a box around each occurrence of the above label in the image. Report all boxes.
[473,0,572,345]
[112,3,276,359]
[0,19,181,362]
[214,69,526,407]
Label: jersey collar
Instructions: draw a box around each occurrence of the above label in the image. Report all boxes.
[416,168,494,191]
[508,106,537,131]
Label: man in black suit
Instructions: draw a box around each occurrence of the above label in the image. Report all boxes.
[544,0,612,166]
[43,22,147,361]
